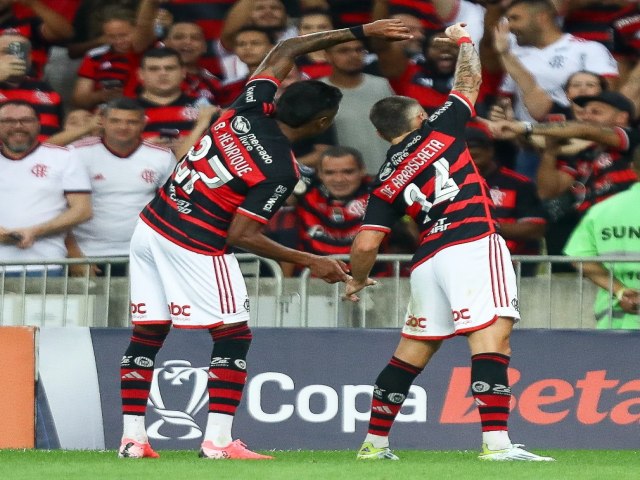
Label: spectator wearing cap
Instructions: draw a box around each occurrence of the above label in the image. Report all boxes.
[497,91,639,262]
[466,125,546,277]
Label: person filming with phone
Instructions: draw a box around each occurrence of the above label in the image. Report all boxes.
[0,33,63,140]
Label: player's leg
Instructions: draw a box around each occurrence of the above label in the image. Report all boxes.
[358,258,450,460]
[199,320,272,459]
[119,222,172,458]
[357,337,441,460]
[446,234,553,461]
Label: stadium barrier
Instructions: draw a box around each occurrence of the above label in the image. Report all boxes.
[2,255,640,329]
[34,327,640,451]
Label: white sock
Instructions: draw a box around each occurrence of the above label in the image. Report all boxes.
[204,413,234,447]
[122,415,148,443]
[364,433,389,449]
[483,430,512,451]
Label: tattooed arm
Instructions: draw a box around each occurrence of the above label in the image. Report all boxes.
[509,121,627,149]
[445,23,482,105]
[251,19,411,83]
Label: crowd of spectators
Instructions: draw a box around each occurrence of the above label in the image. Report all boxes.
[1,0,640,326]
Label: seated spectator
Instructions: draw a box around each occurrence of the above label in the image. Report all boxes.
[564,145,640,329]
[71,1,159,110]
[137,47,209,152]
[320,40,394,175]
[0,0,75,78]
[0,32,63,140]
[67,98,175,277]
[0,100,91,276]
[295,8,334,79]
[466,125,546,277]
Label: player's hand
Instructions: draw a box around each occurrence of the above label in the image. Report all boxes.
[308,256,351,283]
[343,277,377,302]
[363,19,412,41]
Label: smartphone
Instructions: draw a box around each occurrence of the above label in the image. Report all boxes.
[158,128,180,139]
[100,79,123,89]
[7,41,28,61]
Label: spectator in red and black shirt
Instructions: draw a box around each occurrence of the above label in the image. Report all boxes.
[72,1,159,110]
[136,47,208,153]
[0,33,62,140]
[0,0,75,79]
[295,145,371,256]
[466,125,546,277]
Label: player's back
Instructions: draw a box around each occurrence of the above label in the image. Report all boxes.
[141,77,300,255]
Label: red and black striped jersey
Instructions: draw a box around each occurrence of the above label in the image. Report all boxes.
[613,6,640,58]
[558,126,640,212]
[563,3,637,56]
[140,76,300,255]
[0,78,62,140]
[77,45,141,90]
[485,166,546,256]
[165,0,234,78]
[295,180,370,255]
[0,17,50,79]
[138,94,200,140]
[361,92,497,269]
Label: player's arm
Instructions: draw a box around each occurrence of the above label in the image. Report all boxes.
[227,213,350,284]
[446,23,482,105]
[344,230,385,302]
[251,19,412,82]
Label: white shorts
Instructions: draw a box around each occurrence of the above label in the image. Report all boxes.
[129,220,250,329]
[402,234,520,340]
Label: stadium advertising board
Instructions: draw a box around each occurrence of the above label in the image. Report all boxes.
[41,328,640,450]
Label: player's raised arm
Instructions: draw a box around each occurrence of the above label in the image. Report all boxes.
[440,23,482,105]
[251,19,412,82]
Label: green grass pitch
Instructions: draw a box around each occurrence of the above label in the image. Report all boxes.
[1,450,639,480]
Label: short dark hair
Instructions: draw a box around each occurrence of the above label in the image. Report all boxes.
[141,47,183,67]
[103,97,145,115]
[507,0,557,15]
[0,99,37,116]
[275,80,342,128]
[319,145,365,170]
[102,6,135,25]
[369,96,421,141]
[235,26,277,46]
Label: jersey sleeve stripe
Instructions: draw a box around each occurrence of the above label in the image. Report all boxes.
[450,91,476,117]
[247,75,281,88]
[359,224,392,233]
[237,207,269,224]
